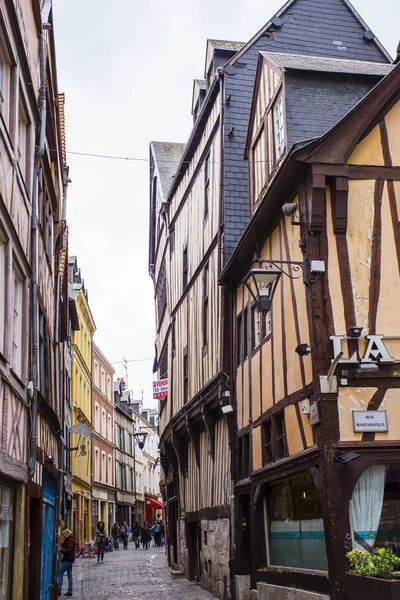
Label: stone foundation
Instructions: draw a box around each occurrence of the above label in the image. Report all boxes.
[258,583,330,600]
[200,518,231,599]
[236,575,252,600]
[175,516,231,599]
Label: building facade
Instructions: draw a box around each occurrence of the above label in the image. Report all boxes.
[68,256,96,548]
[91,344,115,536]
[114,382,136,526]
[149,0,394,599]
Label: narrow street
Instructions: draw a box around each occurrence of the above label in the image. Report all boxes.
[68,544,217,600]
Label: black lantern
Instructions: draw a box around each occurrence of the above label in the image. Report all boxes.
[134,431,148,450]
[243,268,282,314]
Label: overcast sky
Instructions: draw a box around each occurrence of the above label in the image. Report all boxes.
[53,0,399,408]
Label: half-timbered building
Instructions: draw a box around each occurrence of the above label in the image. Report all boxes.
[220,33,399,600]
[149,1,392,598]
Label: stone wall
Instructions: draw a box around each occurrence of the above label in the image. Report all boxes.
[177,517,188,573]
[200,518,231,599]
[258,583,330,600]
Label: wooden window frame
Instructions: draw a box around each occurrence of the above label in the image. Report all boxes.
[274,412,288,460]
[183,347,188,404]
[204,153,210,222]
[273,94,285,163]
[202,263,209,351]
[182,243,188,291]
[262,420,273,465]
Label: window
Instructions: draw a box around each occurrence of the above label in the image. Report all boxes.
[107,376,112,400]
[264,311,272,339]
[119,463,126,490]
[273,95,285,161]
[236,314,242,367]
[11,266,23,375]
[275,413,288,460]
[101,368,105,394]
[0,483,15,600]
[94,360,99,387]
[183,348,188,404]
[172,318,176,358]
[129,434,133,456]
[101,452,106,483]
[252,306,261,349]
[262,420,273,465]
[0,233,5,353]
[203,264,209,348]
[239,433,250,480]
[243,307,249,361]
[18,98,30,183]
[95,404,100,432]
[44,201,53,262]
[266,472,327,570]
[118,426,125,451]
[95,448,100,481]
[182,244,188,290]
[107,414,112,442]
[102,409,106,438]
[108,454,112,485]
[251,128,267,203]
[204,153,210,220]
[130,468,134,492]
[39,310,49,399]
[170,227,175,256]
[156,259,167,325]
[0,44,11,126]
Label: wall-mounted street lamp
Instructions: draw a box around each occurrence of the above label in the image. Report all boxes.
[282,202,303,226]
[134,431,148,450]
[243,259,307,314]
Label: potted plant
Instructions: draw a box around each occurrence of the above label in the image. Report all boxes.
[345,548,400,600]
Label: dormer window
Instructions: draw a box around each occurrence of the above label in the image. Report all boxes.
[273,95,285,160]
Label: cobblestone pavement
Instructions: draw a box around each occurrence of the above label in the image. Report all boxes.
[65,544,217,599]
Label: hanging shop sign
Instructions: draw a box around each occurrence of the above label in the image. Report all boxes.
[153,379,168,399]
[352,410,388,433]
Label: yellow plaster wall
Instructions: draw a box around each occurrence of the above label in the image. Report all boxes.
[252,426,263,471]
[285,404,303,456]
[376,389,400,441]
[384,102,400,167]
[376,182,400,331]
[338,387,376,441]
[326,186,346,334]
[346,180,375,329]
[300,406,314,447]
[261,341,274,414]
[251,357,261,421]
[348,125,384,165]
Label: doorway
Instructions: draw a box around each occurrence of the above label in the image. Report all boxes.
[187,521,202,582]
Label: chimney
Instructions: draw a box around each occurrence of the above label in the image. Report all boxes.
[395,40,400,64]
[117,377,126,391]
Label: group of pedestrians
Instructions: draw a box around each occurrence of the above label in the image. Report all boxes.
[58,518,166,596]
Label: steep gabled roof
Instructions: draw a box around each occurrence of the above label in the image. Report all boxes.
[151,142,186,200]
[229,0,392,66]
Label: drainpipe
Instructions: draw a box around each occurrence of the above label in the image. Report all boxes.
[28,21,49,481]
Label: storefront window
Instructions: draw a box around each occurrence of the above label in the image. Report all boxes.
[266,472,328,570]
[350,465,400,553]
[0,483,15,600]
[92,500,99,540]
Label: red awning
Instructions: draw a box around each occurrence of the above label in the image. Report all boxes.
[145,497,163,509]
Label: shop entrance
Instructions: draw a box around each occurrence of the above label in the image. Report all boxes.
[40,473,57,600]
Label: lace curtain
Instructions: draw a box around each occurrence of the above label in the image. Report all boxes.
[349,465,386,551]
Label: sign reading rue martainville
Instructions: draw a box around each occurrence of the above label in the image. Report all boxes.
[352,411,388,433]
[153,379,168,399]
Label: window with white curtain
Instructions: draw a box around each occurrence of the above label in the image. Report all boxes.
[350,465,400,553]
[266,472,327,571]
[0,484,15,600]
[11,265,23,375]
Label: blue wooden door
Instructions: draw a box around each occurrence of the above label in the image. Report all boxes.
[40,473,57,600]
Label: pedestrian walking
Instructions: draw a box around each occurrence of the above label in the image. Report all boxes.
[120,521,131,550]
[141,523,151,550]
[132,521,141,549]
[153,520,161,547]
[96,521,107,562]
[57,528,75,597]
[111,522,120,550]
[159,520,165,547]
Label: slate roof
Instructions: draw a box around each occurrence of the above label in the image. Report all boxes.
[261,51,394,76]
[151,142,186,199]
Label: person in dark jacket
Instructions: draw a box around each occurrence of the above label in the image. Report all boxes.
[96,521,107,562]
[111,522,120,550]
[141,523,151,550]
[58,529,75,597]
[120,521,131,550]
[132,521,141,549]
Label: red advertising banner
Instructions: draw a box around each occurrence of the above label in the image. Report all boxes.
[153,379,168,399]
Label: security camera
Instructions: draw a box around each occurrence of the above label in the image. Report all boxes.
[282,203,299,216]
